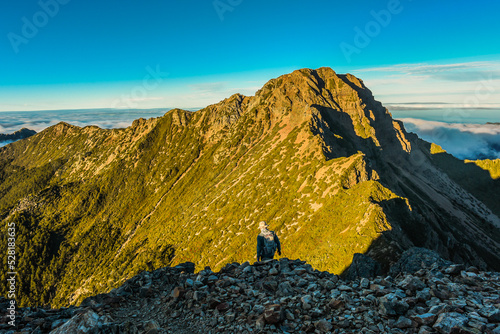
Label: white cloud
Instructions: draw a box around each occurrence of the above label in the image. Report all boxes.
[401,118,500,160]
[0,109,170,134]
[2,106,499,162]
[351,60,500,105]
[358,61,496,76]
[387,103,500,110]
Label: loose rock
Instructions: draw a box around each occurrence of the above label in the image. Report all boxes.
[12,255,500,334]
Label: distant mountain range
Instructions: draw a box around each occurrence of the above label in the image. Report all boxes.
[0,128,36,142]
[1,68,499,308]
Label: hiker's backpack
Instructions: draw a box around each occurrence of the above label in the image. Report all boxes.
[262,233,277,258]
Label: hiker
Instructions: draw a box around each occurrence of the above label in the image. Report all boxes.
[256,221,281,261]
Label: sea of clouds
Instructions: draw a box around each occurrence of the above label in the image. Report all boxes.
[400,118,500,160]
[0,108,173,133]
[0,108,172,147]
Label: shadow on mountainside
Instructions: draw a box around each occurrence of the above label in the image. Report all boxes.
[310,104,381,160]
[309,95,500,275]
[339,188,500,279]
[337,74,408,154]
[422,142,500,219]
[335,194,434,278]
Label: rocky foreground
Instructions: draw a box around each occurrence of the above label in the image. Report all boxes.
[2,248,500,334]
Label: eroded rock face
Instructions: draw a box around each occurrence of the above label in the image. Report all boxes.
[8,253,500,334]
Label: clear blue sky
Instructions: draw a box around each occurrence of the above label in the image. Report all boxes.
[1,0,500,111]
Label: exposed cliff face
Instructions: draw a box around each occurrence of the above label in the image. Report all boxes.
[1,68,499,308]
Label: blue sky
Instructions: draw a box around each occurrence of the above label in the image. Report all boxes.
[1,0,500,111]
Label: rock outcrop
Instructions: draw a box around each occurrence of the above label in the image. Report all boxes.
[389,248,453,276]
[4,250,500,334]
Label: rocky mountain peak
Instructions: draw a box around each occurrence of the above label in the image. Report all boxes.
[244,67,410,157]
[254,67,375,110]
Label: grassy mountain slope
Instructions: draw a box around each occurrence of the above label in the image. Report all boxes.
[1,68,499,307]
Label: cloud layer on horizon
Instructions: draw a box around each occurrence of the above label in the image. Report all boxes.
[0,109,173,147]
[401,118,500,160]
[0,109,170,136]
[353,60,500,106]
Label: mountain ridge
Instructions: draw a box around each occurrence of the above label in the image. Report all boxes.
[0,128,36,146]
[1,67,499,308]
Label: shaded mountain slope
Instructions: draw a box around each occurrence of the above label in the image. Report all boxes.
[0,68,499,308]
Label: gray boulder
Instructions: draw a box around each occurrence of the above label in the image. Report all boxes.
[390,247,451,275]
[432,312,469,334]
